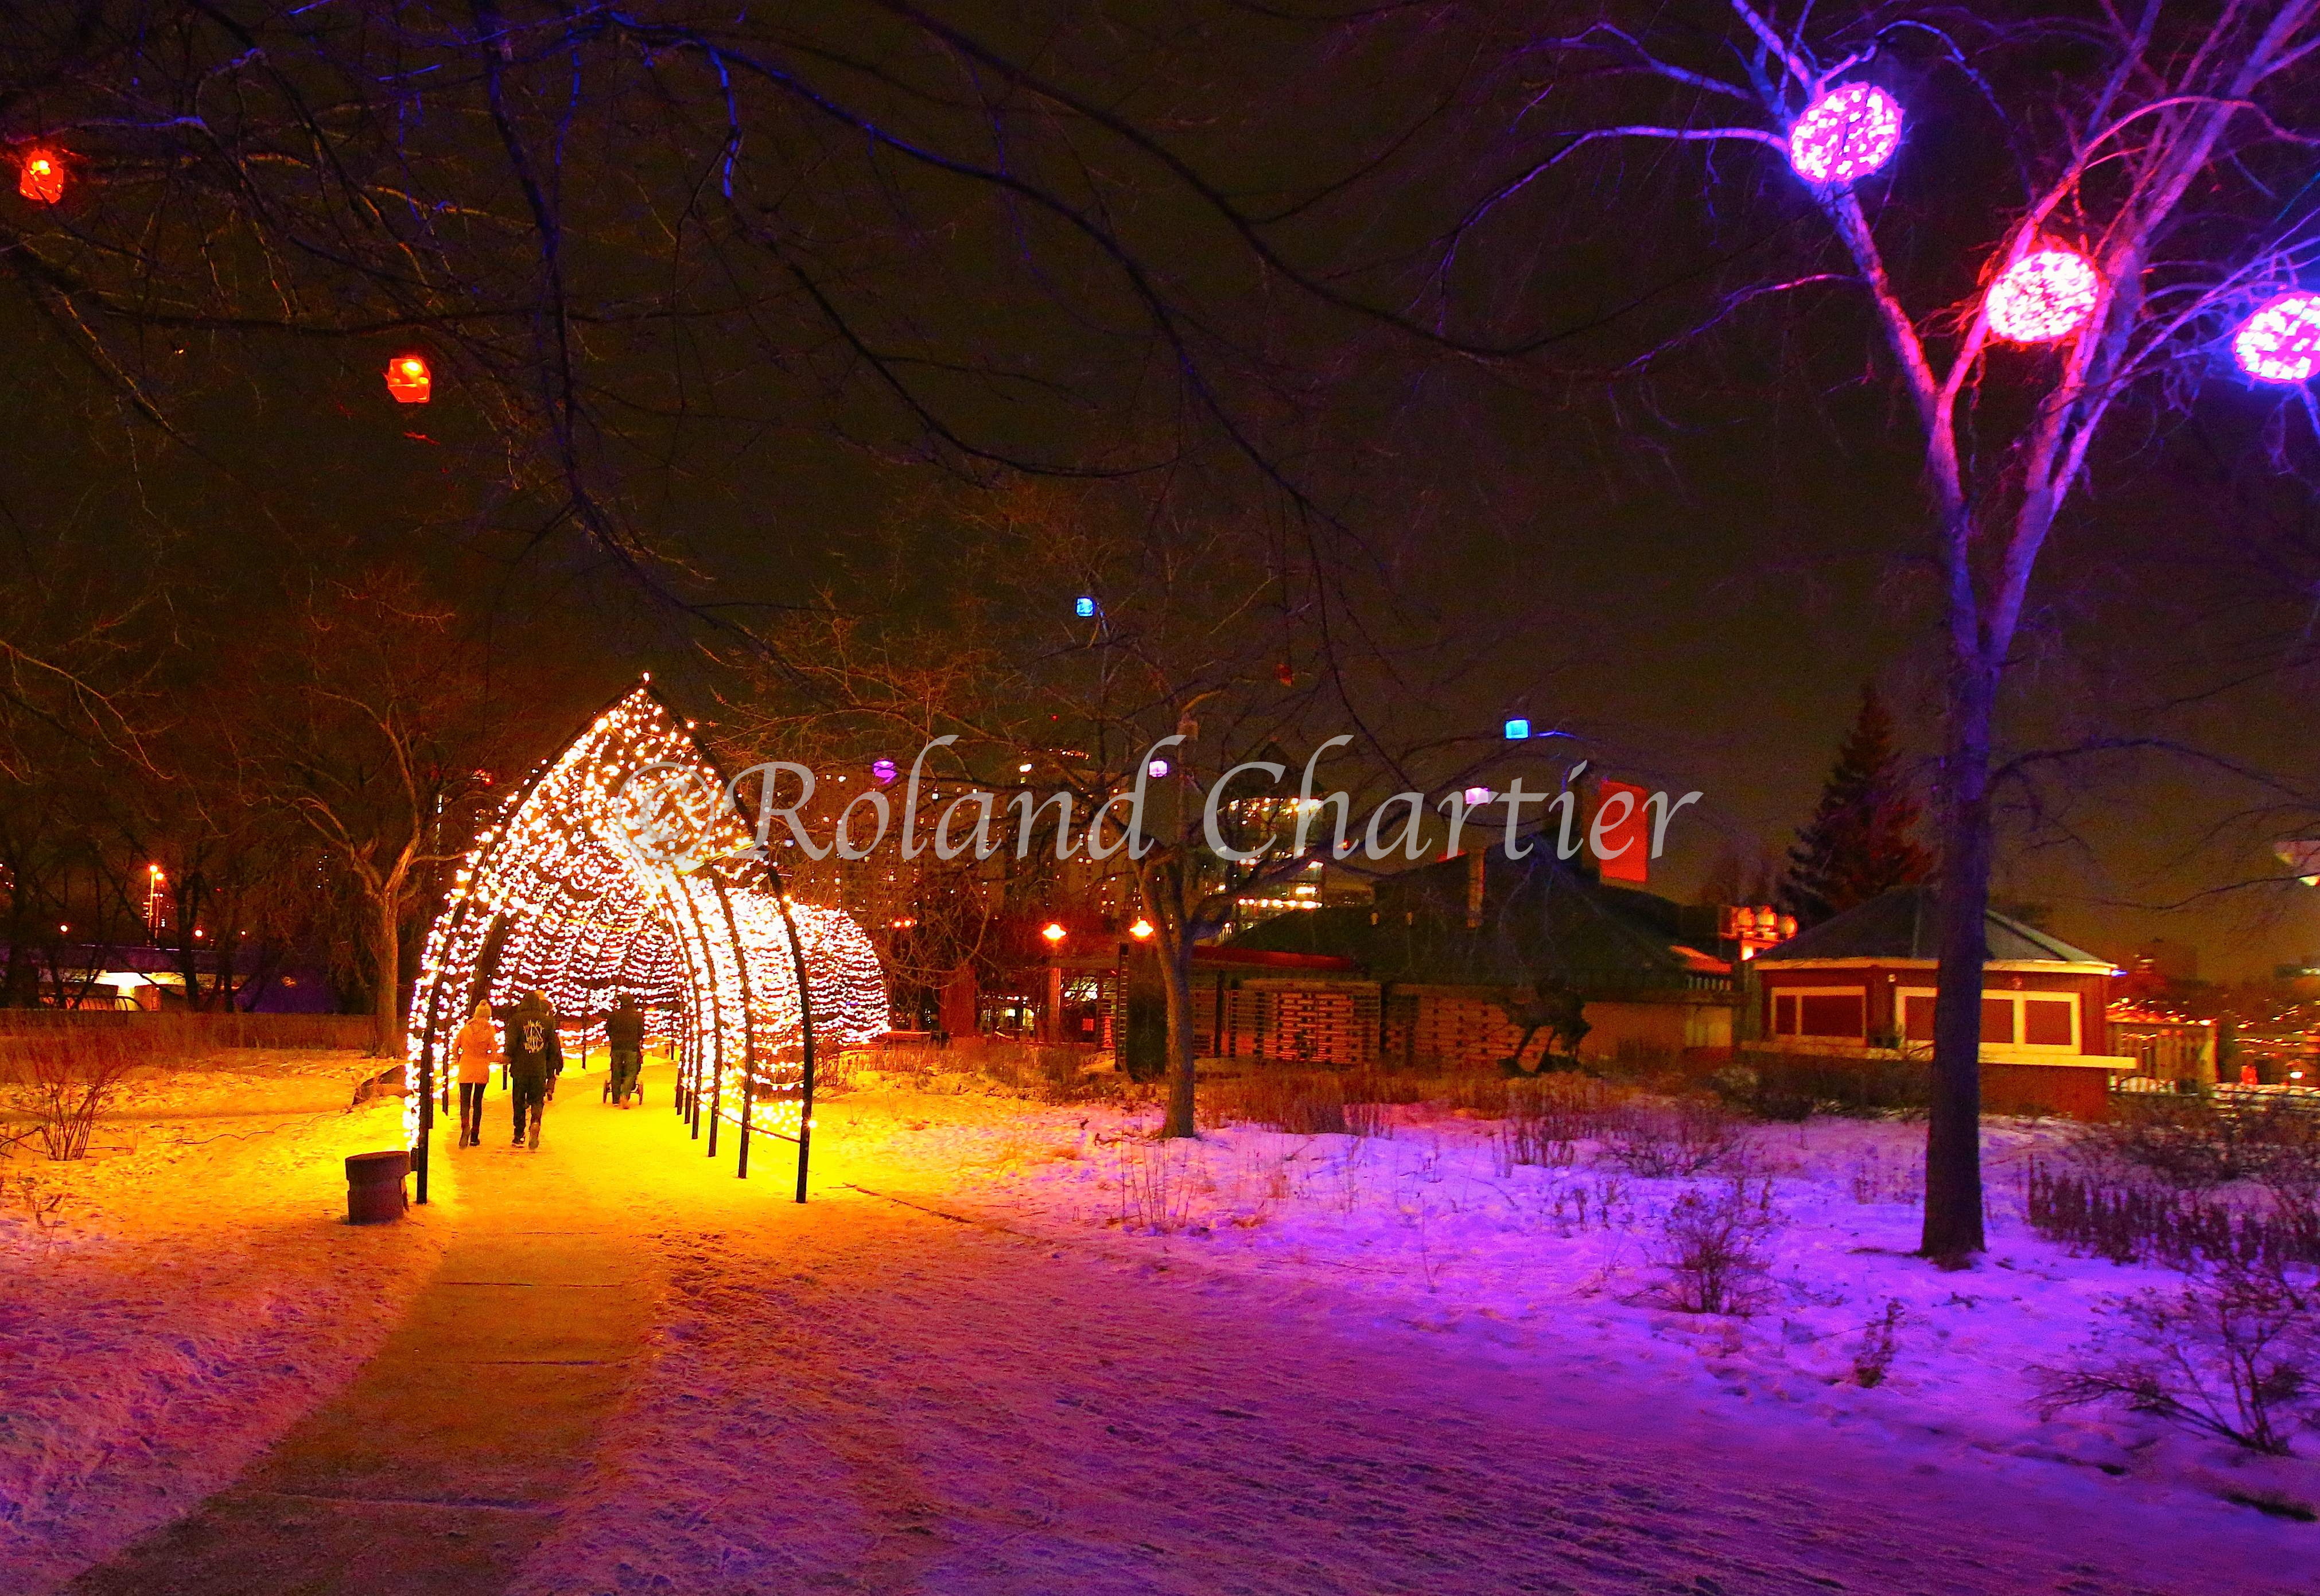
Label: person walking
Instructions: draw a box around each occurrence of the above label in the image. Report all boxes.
[453,999,497,1147]
[506,990,562,1149]
[605,992,645,1108]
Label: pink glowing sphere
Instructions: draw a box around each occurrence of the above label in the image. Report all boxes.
[1787,83,1902,186]
[1985,248,2100,342]
[2234,291,2320,384]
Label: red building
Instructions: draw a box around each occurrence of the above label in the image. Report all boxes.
[1752,887,2132,1118]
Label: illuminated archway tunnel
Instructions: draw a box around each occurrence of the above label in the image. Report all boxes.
[403,685,887,1198]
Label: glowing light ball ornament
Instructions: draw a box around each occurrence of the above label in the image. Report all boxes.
[385,353,433,403]
[2234,292,2320,384]
[1985,248,2100,342]
[1787,83,1902,186]
[17,148,65,204]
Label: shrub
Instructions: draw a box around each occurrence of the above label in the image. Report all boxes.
[2037,1260,2320,1455]
[1853,1299,1906,1387]
[2022,1159,2320,1270]
[1600,1096,1744,1177]
[1,1030,138,1161]
[1650,1175,1783,1314]
[2080,1093,2320,1191]
[1719,1051,1929,1118]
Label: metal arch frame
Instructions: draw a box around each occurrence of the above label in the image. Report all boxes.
[654,686,819,1202]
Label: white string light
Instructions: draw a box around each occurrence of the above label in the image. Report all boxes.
[404,687,886,1150]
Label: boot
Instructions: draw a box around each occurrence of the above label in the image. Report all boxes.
[528,1119,541,1150]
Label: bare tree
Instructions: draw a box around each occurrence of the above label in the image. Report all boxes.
[238,571,500,1053]
[726,479,1503,1138]
[0,3,1428,641]
[1420,0,2320,1258]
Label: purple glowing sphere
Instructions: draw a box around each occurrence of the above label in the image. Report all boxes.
[2234,292,2320,385]
[1787,83,1902,186]
[871,758,898,785]
[1986,248,2100,343]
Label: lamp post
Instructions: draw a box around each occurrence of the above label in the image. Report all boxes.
[1041,921,1066,1042]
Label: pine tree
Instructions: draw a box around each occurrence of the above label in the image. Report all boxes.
[1778,687,1932,927]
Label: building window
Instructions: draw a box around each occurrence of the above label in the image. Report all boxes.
[1773,987,1864,1040]
[1901,989,2080,1052]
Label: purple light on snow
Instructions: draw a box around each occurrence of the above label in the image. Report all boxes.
[1787,83,1902,186]
[2234,292,2320,384]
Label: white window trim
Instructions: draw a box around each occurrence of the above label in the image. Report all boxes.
[1898,987,2081,1054]
[1771,984,1867,1041]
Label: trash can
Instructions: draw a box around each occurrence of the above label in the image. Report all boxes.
[345,1150,411,1224]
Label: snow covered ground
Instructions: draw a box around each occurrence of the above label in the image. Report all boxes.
[0,1050,449,1591]
[500,1076,2315,1594]
[6,1059,2315,1594]
[831,1084,2320,1528]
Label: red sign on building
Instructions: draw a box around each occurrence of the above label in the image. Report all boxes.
[1595,779,1651,883]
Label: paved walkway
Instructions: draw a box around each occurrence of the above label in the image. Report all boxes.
[66,1075,670,1596]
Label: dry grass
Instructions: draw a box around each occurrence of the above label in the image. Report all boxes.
[0,1010,374,1052]
[1201,1071,1378,1136]
[1495,1075,1629,1171]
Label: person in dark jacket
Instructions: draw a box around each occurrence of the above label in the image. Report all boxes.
[504,990,562,1149]
[604,992,645,1108]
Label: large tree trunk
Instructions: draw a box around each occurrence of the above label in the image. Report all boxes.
[1922,653,1996,1260]
[372,894,402,1058]
[1156,916,1199,1140]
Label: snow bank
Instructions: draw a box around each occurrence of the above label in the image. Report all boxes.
[843,1089,2320,1525]
[0,1051,450,1593]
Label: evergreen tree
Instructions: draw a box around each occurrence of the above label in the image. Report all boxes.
[1778,687,1932,927]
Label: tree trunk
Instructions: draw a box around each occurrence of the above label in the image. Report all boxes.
[1921,653,1996,1260]
[1156,915,1199,1140]
[372,894,402,1058]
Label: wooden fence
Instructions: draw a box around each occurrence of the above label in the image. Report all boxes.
[0,1010,378,1052]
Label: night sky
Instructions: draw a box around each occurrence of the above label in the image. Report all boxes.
[6,1,2317,978]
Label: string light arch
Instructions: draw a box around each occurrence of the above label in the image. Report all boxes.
[403,683,886,1201]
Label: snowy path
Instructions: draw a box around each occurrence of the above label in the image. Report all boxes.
[34,1070,2314,1594]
